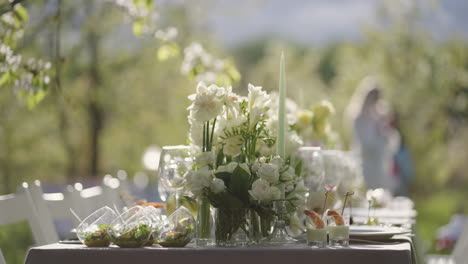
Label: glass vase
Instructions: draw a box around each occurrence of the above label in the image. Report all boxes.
[215,207,253,247]
[196,197,214,247]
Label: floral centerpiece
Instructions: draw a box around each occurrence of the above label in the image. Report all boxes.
[185,82,306,246]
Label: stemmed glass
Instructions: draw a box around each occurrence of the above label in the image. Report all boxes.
[298,147,325,192]
[158,146,192,209]
[321,150,344,192]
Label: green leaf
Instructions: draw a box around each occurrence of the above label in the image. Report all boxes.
[14,4,28,23]
[215,172,231,186]
[157,43,180,61]
[229,165,250,204]
[295,159,302,176]
[0,72,11,86]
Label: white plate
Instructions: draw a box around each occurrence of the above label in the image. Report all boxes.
[350,225,411,239]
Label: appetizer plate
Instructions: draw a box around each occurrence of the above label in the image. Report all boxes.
[350,225,411,240]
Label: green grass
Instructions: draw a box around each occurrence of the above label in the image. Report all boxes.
[0,222,34,264]
[415,190,467,254]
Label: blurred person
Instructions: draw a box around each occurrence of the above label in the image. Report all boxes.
[345,76,400,192]
[390,111,414,197]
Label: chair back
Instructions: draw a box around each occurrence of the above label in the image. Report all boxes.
[0,183,58,245]
[452,218,468,264]
[0,248,6,264]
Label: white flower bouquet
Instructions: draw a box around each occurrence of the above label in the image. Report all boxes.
[185,82,306,245]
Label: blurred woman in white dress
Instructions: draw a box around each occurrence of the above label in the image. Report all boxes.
[345,76,400,192]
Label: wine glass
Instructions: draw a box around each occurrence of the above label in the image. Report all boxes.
[158,145,192,209]
[298,147,325,191]
[321,150,344,191]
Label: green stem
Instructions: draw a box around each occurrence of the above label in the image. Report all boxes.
[209,118,216,151]
[206,121,210,151]
[202,123,206,152]
[197,197,211,239]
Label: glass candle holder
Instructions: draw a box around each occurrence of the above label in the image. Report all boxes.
[326,211,350,247]
[305,215,327,248]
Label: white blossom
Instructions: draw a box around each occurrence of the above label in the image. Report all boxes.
[185,166,213,197]
[187,82,225,122]
[249,178,280,202]
[210,178,226,193]
[216,162,238,174]
[223,134,243,157]
[195,151,216,167]
[280,167,295,181]
[257,163,279,184]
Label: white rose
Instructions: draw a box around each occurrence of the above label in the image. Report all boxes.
[285,181,295,193]
[270,156,283,167]
[216,162,238,174]
[257,163,279,184]
[251,162,262,173]
[223,135,243,157]
[238,163,251,175]
[186,166,213,197]
[195,151,216,167]
[210,178,226,194]
[249,178,272,202]
[269,186,281,200]
[280,167,295,181]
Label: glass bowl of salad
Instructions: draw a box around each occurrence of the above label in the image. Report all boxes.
[108,206,153,248]
[157,206,195,247]
[76,206,118,247]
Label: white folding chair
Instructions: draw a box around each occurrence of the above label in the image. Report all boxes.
[29,181,83,239]
[426,218,468,264]
[79,179,124,216]
[0,183,58,245]
[0,248,6,264]
[452,218,468,264]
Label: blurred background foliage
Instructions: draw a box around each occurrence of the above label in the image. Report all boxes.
[1,0,468,263]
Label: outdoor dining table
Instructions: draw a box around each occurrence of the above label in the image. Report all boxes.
[25,241,414,264]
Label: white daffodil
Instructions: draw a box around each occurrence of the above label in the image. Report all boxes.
[210,178,226,193]
[187,82,225,123]
[223,134,243,157]
[247,83,270,110]
[257,163,279,184]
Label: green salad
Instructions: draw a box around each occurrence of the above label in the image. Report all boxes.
[110,223,152,248]
[143,229,160,246]
[158,225,194,247]
[83,224,110,247]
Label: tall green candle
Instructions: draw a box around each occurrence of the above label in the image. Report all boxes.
[277,52,286,158]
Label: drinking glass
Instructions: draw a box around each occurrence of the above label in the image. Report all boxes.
[326,210,350,247]
[305,215,327,248]
[158,145,192,209]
